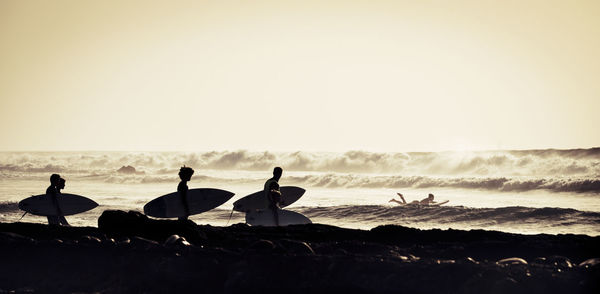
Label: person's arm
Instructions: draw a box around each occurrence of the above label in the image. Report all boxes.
[47,187,63,215]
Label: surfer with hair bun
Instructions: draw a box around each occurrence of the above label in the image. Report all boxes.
[178,166,194,221]
[264,167,283,226]
[46,174,64,225]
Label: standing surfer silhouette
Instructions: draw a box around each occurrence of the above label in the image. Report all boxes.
[178,166,194,221]
[55,177,70,226]
[46,174,63,225]
[264,167,283,226]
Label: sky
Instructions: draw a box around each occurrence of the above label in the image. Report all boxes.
[1,0,599,152]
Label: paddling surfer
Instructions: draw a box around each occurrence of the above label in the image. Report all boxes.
[178,166,194,221]
[389,193,437,205]
[264,167,283,226]
[46,174,65,225]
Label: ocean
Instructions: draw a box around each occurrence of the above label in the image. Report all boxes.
[1,149,599,235]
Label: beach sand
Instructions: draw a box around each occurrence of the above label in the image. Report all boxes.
[1,210,599,293]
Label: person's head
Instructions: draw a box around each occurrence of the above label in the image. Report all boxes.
[179,166,194,181]
[273,167,283,179]
[58,178,66,190]
[428,193,434,200]
[50,174,61,185]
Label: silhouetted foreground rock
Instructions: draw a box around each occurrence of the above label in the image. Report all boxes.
[1,210,599,293]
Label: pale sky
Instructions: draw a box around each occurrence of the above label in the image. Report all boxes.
[1,0,599,152]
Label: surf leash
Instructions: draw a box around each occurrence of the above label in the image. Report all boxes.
[226,208,235,226]
[18,211,28,221]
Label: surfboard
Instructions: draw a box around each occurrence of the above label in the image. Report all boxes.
[18,194,99,216]
[245,209,312,226]
[233,186,305,212]
[143,188,235,218]
[391,199,450,207]
[430,200,449,206]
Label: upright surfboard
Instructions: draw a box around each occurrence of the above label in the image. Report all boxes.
[245,209,312,226]
[19,194,98,216]
[144,188,235,218]
[233,186,305,212]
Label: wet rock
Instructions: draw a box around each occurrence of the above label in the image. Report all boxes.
[579,258,600,268]
[51,238,64,245]
[245,239,275,253]
[497,257,528,266]
[98,210,207,244]
[131,236,160,247]
[435,259,456,264]
[278,239,315,255]
[117,237,131,245]
[1,220,599,294]
[103,237,117,246]
[80,235,102,244]
[0,232,36,244]
[547,255,573,268]
[489,277,520,294]
[164,234,191,247]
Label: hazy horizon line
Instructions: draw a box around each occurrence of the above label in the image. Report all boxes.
[0,146,598,154]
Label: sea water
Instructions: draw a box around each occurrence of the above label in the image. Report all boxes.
[0,150,599,235]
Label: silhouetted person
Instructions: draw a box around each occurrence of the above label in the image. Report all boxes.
[178,166,194,221]
[264,167,283,226]
[55,177,71,226]
[46,174,63,225]
[389,193,437,205]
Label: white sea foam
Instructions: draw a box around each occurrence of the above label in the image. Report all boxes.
[1,149,599,234]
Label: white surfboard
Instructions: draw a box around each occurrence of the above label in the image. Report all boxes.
[233,186,305,212]
[245,209,312,226]
[391,199,450,207]
[19,194,98,216]
[143,188,235,218]
[429,200,450,206]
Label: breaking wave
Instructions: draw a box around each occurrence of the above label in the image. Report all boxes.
[285,174,600,193]
[0,149,598,193]
[297,205,600,235]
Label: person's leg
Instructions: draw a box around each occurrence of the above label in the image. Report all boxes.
[270,201,280,226]
[58,216,70,226]
[397,193,407,204]
[47,216,59,225]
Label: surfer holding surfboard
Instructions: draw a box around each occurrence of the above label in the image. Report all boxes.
[46,174,69,226]
[264,167,283,226]
[177,166,194,221]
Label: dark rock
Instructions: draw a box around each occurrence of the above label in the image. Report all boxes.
[117,165,137,174]
[497,257,528,266]
[245,239,276,253]
[278,239,315,255]
[579,258,600,268]
[1,218,600,293]
[98,210,207,244]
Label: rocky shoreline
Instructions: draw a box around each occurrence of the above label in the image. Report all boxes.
[1,210,599,293]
